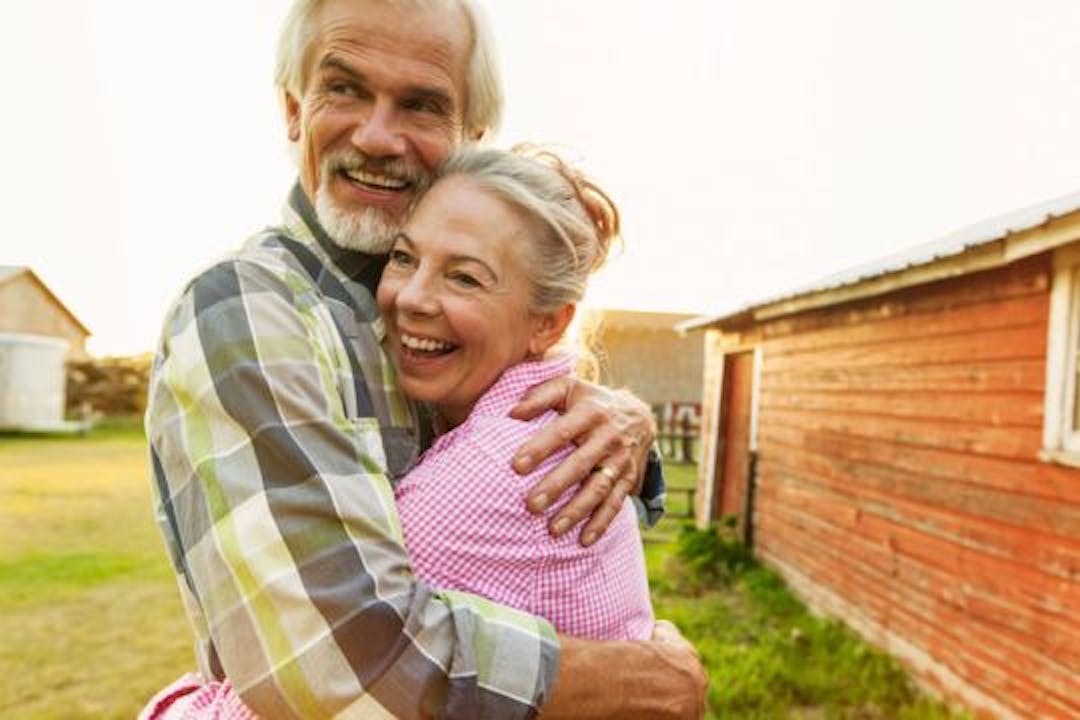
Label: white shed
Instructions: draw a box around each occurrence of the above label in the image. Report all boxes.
[0,333,79,431]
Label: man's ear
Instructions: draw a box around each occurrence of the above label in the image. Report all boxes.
[284,90,302,143]
[529,304,576,357]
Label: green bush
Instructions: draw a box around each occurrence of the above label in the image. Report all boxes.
[672,517,754,591]
[650,520,969,719]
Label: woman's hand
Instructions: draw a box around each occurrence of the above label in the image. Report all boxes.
[510,375,655,546]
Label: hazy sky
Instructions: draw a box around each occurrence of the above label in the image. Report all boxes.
[3,1,1080,355]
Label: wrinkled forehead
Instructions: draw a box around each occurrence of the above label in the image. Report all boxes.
[307,0,472,87]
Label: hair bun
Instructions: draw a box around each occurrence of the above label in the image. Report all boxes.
[511,144,621,275]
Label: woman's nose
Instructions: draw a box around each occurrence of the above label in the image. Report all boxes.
[396,271,439,316]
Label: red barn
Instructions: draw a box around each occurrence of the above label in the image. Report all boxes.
[684,192,1080,718]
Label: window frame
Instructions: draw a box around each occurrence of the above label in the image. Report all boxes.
[1041,245,1080,466]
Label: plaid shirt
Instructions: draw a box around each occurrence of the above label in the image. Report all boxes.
[146,184,558,719]
[397,356,655,641]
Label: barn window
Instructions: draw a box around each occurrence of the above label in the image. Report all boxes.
[1042,246,1080,464]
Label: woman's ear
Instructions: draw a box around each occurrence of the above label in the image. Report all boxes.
[529,304,576,358]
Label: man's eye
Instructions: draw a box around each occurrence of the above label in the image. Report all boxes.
[328,81,359,97]
[403,97,446,116]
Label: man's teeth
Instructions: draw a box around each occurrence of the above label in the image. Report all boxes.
[401,334,454,352]
[344,168,407,190]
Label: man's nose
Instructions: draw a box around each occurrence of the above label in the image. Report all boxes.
[352,100,407,158]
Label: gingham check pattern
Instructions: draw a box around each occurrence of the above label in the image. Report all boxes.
[146,184,558,720]
[138,674,257,720]
[396,357,655,641]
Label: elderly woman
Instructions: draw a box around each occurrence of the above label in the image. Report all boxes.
[381,146,654,640]
[140,147,682,719]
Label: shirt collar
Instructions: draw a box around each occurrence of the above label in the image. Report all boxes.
[467,355,577,420]
[281,181,387,294]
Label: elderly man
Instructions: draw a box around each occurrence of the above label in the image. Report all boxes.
[144,0,707,718]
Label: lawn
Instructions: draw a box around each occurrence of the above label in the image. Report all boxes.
[0,420,191,719]
[648,464,965,719]
[0,427,963,718]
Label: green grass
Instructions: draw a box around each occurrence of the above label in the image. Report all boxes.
[0,419,191,720]
[1,433,965,718]
[644,515,968,719]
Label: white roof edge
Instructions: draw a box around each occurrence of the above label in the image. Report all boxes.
[683,188,1080,332]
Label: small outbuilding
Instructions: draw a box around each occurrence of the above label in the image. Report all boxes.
[0,333,72,431]
[683,192,1080,718]
[585,308,704,406]
[586,308,705,461]
[0,266,90,431]
[0,266,90,360]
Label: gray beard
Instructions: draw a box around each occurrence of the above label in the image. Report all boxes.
[314,184,399,255]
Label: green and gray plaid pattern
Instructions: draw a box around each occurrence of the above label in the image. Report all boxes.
[146,184,559,719]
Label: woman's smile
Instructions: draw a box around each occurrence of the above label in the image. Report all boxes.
[399,331,458,355]
[377,175,549,427]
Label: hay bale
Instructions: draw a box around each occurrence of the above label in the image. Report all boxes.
[65,354,153,418]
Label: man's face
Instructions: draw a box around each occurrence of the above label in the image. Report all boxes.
[286,0,471,252]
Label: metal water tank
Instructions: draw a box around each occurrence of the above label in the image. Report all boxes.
[0,333,70,431]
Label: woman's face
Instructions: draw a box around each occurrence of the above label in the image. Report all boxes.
[376,175,557,426]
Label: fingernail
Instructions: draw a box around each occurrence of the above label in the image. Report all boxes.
[552,517,571,535]
[582,531,597,547]
[514,454,532,473]
[529,493,549,512]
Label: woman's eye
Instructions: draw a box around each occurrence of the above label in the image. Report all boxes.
[449,272,481,288]
[389,249,415,267]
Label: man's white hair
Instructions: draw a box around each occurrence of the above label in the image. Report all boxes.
[274,0,504,139]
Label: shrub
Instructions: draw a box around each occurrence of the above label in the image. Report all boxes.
[670,518,754,592]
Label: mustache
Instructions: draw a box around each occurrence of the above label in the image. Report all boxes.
[320,150,429,187]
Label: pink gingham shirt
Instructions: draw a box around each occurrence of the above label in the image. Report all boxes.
[396,356,655,641]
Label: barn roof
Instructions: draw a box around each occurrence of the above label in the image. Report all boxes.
[0,265,91,337]
[586,308,698,331]
[680,188,1080,332]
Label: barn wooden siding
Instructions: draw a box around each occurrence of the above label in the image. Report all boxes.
[705,254,1080,718]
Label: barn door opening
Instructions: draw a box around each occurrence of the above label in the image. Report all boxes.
[712,350,756,531]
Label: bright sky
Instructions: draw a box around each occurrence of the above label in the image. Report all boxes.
[3,1,1080,356]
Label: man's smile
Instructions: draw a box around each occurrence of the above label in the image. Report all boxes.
[342,167,410,192]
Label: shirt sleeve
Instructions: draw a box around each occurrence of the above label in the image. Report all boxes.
[146,258,558,720]
[634,443,667,527]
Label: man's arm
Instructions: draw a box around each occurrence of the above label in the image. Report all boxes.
[511,376,663,545]
[543,626,709,719]
[148,258,557,719]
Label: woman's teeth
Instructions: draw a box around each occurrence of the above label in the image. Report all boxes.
[401,333,455,354]
[344,168,407,190]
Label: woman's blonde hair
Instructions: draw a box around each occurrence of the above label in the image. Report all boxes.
[274,0,503,139]
[433,145,621,377]
[436,145,620,313]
